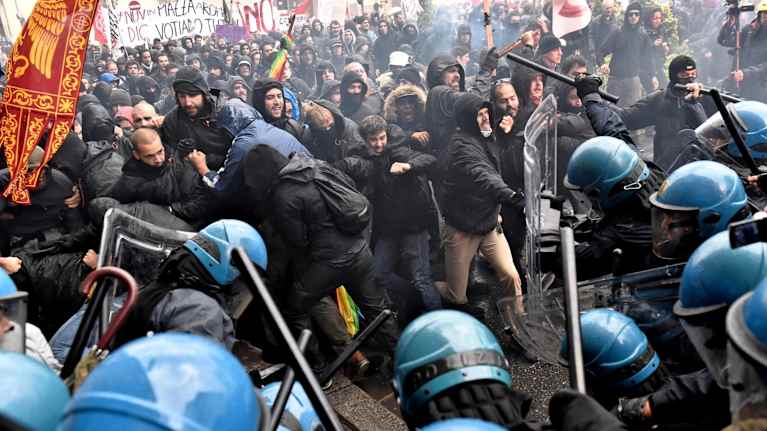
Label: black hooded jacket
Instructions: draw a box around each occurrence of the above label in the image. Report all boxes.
[597,2,655,89]
[244,146,367,267]
[305,99,365,163]
[442,93,517,235]
[425,55,466,158]
[335,125,437,236]
[251,78,311,144]
[159,67,232,170]
[339,72,382,124]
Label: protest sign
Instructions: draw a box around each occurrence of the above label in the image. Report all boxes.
[113,0,229,46]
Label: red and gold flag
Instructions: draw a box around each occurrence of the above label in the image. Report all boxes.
[0,0,100,204]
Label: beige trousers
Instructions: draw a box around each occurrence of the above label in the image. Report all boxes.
[438,223,519,305]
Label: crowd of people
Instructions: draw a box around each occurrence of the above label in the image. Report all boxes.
[3,0,767,429]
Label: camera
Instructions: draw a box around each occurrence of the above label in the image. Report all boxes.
[729,217,767,248]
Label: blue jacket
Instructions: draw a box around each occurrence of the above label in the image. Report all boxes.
[205,99,311,193]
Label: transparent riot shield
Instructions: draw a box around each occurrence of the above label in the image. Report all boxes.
[498,263,685,365]
[523,95,559,297]
[97,208,196,336]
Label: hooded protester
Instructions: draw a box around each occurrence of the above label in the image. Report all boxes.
[341,29,357,58]
[424,55,466,160]
[318,79,341,105]
[383,84,429,148]
[327,40,347,79]
[228,76,251,102]
[597,2,657,104]
[242,145,400,376]
[303,99,365,162]
[197,98,310,195]
[313,61,337,97]
[296,46,319,89]
[159,66,232,170]
[339,71,381,123]
[510,65,545,128]
[455,24,473,52]
[251,78,311,143]
[135,76,161,105]
[205,56,228,88]
[439,93,522,313]
[373,20,399,75]
[397,23,420,52]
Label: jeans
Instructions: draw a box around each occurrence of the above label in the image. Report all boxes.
[284,248,400,357]
[374,231,442,311]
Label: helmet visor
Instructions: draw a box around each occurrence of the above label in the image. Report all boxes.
[0,293,27,354]
[651,206,699,259]
[680,317,729,388]
[695,112,744,152]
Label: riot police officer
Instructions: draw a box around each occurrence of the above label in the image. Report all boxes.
[60,333,267,430]
[619,231,767,429]
[393,310,531,429]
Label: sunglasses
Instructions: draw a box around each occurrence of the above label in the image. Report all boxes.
[627,11,640,16]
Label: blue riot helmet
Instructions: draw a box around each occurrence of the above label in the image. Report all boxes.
[695,101,767,160]
[0,270,26,354]
[649,161,748,260]
[563,309,666,399]
[419,418,508,430]
[60,333,268,430]
[184,219,268,285]
[393,311,512,426]
[726,278,767,421]
[261,382,321,431]
[564,136,650,211]
[0,352,69,431]
[674,231,767,388]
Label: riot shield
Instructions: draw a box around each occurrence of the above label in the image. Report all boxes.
[97,208,196,336]
[498,263,685,365]
[523,95,559,297]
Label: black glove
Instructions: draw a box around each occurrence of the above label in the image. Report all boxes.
[480,47,499,73]
[574,75,603,99]
[616,396,652,427]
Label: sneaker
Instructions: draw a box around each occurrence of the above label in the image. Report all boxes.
[320,376,334,390]
[348,351,371,380]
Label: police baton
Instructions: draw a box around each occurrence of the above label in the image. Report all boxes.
[560,227,587,394]
[673,83,743,104]
[709,88,760,175]
[506,52,620,104]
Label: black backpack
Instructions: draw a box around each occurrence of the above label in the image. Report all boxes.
[313,162,371,235]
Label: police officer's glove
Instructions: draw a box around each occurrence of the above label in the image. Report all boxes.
[574,75,603,99]
[616,396,653,427]
[480,47,499,73]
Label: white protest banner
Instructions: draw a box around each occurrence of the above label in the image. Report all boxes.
[233,0,311,34]
[114,0,229,46]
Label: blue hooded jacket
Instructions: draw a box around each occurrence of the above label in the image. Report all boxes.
[205,98,311,193]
